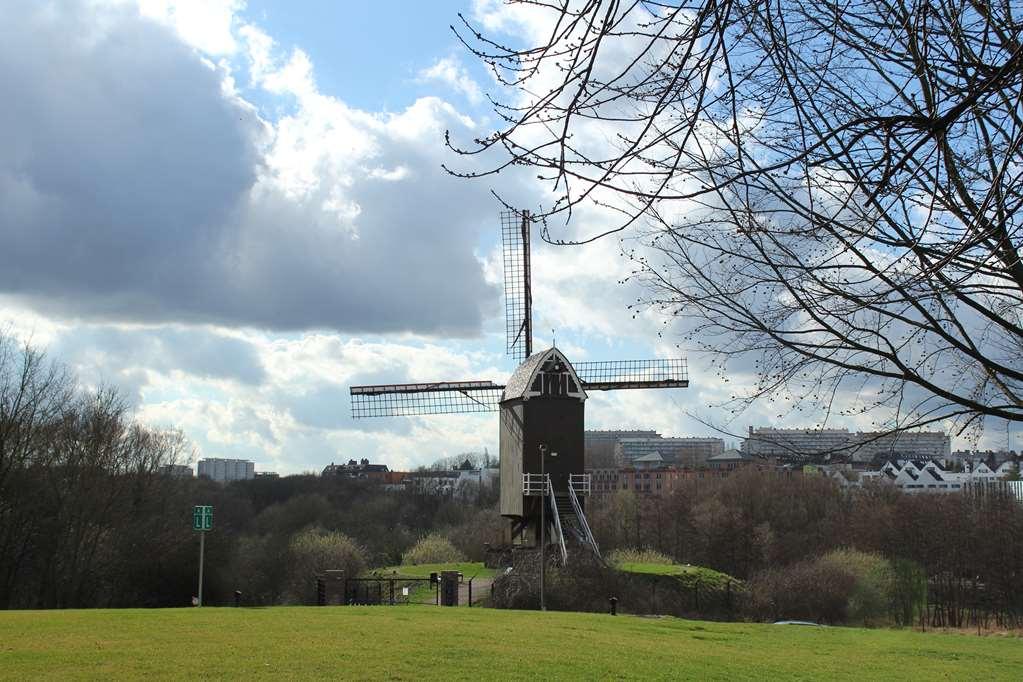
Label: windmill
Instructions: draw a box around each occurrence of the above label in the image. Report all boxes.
[349,210,689,563]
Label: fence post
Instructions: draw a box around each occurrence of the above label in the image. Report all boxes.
[468,578,473,607]
[389,579,395,606]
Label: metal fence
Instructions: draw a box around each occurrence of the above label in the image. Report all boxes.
[316,572,496,607]
[317,576,438,606]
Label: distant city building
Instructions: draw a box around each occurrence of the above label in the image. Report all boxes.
[584,430,725,469]
[590,464,744,495]
[159,464,193,478]
[632,452,666,469]
[863,431,951,462]
[255,471,279,479]
[845,459,1022,499]
[322,458,390,480]
[742,427,855,461]
[197,458,254,483]
[742,426,950,463]
[403,467,498,497]
[585,430,659,444]
[707,449,754,471]
[950,450,1018,468]
[584,430,658,468]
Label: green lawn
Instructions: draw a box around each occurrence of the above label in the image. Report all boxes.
[1,606,1020,680]
[365,562,498,580]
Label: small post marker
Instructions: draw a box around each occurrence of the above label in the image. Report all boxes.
[193,505,213,606]
[609,596,618,615]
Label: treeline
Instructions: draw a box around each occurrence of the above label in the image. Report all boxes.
[6,331,1022,623]
[0,336,502,609]
[585,470,1023,627]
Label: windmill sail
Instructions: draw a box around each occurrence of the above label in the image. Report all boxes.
[501,210,532,362]
[575,358,689,391]
[350,381,504,418]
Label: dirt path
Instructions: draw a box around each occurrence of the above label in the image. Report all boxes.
[459,577,493,606]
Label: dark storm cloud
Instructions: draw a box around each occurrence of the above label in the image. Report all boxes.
[0,3,497,335]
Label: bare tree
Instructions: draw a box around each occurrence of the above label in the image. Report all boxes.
[452,1,1023,440]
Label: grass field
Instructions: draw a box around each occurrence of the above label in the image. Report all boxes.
[1,606,1021,680]
[365,562,498,580]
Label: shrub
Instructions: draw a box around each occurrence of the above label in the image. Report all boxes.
[401,533,466,565]
[283,528,366,604]
[820,549,895,626]
[443,508,505,561]
[748,559,856,624]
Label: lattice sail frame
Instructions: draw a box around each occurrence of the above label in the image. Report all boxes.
[350,381,503,418]
[575,358,689,391]
[501,210,532,362]
[349,358,689,417]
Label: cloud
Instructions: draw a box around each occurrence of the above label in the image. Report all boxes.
[136,0,243,55]
[0,2,498,336]
[417,57,483,104]
[6,0,982,477]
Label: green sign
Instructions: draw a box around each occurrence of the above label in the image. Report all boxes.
[193,505,213,531]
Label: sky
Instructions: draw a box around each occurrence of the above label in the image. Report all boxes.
[0,1,1011,474]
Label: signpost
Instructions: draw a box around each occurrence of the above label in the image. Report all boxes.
[193,505,213,606]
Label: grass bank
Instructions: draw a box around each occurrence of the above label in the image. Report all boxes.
[616,562,735,587]
[364,562,497,579]
[1,606,1020,680]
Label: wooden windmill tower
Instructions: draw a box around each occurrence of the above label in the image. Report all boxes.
[350,211,689,562]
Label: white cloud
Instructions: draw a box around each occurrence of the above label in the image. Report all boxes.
[417,56,483,104]
[136,0,242,55]
[4,0,974,476]
[0,2,498,335]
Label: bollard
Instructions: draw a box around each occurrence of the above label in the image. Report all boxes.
[440,571,460,606]
[234,590,242,608]
[609,596,618,615]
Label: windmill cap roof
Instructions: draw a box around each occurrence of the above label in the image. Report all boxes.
[501,347,587,402]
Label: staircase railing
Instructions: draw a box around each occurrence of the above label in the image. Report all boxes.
[567,480,602,561]
[569,473,591,496]
[547,478,567,565]
[522,473,546,496]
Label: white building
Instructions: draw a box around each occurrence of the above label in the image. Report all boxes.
[197,458,255,483]
[404,467,498,497]
[855,459,1019,496]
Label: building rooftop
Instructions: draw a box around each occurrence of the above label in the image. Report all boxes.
[708,449,750,462]
[502,347,586,402]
